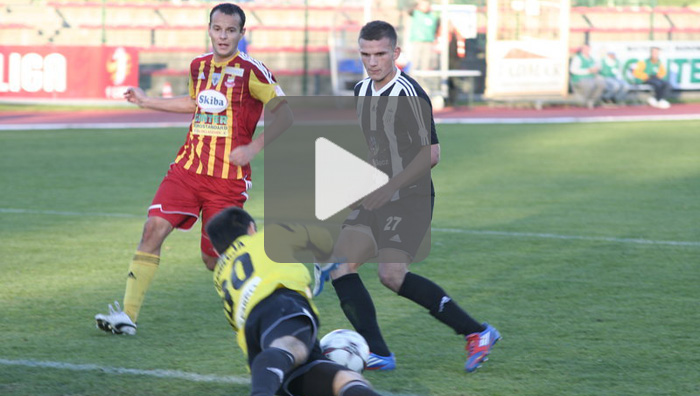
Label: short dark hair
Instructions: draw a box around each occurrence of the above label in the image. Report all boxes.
[205,206,255,255]
[210,3,246,30]
[359,20,397,48]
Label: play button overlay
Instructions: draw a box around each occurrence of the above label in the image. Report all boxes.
[315,137,389,221]
[264,96,432,264]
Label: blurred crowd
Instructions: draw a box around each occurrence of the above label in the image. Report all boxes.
[569,44,673,109]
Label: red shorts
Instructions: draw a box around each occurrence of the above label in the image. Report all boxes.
[148,163,250,257]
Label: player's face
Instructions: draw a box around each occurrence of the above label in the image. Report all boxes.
[209,10,245,62]
[359,37,400,89]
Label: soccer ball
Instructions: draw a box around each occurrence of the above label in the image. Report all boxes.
[320,329,370,373]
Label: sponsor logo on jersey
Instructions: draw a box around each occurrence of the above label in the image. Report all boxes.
[212,72,221,85]
[225,66,244,77]
[194,113,228,124]
[192,123,228,137]
[198,72,205,80]
[193,113,229,137]
[197,89,228,113]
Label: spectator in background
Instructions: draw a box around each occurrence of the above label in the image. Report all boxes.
[599,51,629,104]
[408,0,439,94]
[633,46,671,109]
[569,44,606,109]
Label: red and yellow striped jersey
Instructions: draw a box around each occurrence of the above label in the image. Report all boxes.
[174,51,284,179]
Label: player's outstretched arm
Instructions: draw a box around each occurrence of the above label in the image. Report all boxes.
[124,87,197,114]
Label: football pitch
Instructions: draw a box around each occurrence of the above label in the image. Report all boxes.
[1,121,698,396]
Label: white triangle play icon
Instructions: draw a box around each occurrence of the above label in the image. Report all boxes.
[315,137,389,221]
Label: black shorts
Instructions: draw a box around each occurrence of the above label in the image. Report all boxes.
[342,194,433,259]
[245,289,352,396]
[244,289,319,368]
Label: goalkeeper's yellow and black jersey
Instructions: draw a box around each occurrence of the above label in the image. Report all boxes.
[213,223,333,355]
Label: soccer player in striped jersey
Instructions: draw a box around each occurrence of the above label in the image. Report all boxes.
[208,207,384,396]
[96,3,291,336]
[316,20,500,373]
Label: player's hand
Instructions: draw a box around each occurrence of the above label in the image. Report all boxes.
[124,87,146,107]
[361,183,397,211]
[229,144,257,166]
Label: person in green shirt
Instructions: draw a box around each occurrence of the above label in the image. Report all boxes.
[633,46,671,109]
[408,0,439,93]
[599,51,630,104]
[569,44,606,109]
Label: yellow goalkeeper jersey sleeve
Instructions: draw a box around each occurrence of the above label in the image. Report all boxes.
[212,223,333,355]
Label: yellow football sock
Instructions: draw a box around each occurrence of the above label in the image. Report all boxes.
[123,251,159,323]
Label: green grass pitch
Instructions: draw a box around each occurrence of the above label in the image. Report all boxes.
[0,122,698,396]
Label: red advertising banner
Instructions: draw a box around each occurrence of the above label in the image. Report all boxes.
[0,46,139,99]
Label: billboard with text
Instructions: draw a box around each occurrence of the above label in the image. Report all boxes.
[0,46,138,100]
[485,0,571,98]
[590,41,700,90]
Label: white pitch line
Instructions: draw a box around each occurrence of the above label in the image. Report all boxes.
[436,113,700,124]
[0,208,142,218]
[2,208,697,248]
[0,358,422,396]
[433,227,700,247]
[0,358,250,385]
[0,122,190,131]
[3,112,700,131]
